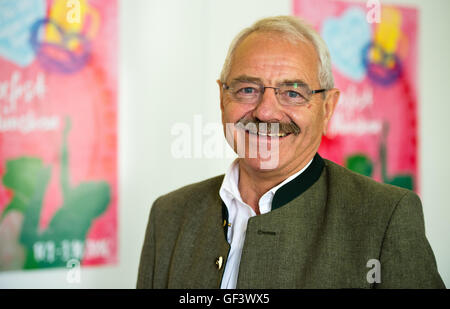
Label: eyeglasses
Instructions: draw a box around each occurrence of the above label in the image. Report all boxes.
[222,81,327,106]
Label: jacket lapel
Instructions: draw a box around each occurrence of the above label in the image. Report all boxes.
[236,166,329,288]
[167,185,231,288]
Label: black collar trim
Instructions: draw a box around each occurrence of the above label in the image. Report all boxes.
[271,153,324,211]
[221,153,324,238]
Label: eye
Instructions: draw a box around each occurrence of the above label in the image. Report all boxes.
[283,90,306,100]
[286,90,302,98]
[279,88,308,105]
[238,87,258,94]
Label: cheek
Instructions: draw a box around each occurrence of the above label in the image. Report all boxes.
[222,101,252,124]
[286,108,310,132]
[288,106,324,138]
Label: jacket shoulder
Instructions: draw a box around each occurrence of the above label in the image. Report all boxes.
[151,175,224,217]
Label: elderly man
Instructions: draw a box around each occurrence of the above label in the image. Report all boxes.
[137,16,444,289]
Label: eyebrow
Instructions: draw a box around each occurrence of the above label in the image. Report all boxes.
[231,75,263,84]
[278,79,309,87]
[230,75,309,87]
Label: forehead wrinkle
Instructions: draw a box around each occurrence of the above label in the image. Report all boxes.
[235,55,315,87]
[231,75,263,84]
[230,32,320,88]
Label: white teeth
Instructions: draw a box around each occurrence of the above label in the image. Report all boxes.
[242,128,287,137]
[255,132,286,137]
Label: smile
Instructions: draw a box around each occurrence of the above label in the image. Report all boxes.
[247,130,290,138]
[236,125,291,138]
[234,119,300,138]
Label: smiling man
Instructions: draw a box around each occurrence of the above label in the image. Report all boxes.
[137,16,444,289]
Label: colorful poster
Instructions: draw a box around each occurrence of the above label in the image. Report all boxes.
[0,0,117,271]
[293,0,418,191]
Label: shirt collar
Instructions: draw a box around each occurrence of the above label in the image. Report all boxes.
[219,158,242,206]
[219,157,314,213]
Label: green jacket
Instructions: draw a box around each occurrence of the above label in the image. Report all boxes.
[137,156,445,289]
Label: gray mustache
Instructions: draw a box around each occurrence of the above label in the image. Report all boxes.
[235,117,301,136]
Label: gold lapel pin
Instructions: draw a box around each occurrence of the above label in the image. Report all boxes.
[215,256,223,270]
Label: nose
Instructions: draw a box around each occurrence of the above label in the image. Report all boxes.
[251,87,284,122]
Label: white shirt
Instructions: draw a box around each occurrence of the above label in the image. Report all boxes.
[218,159,313,289]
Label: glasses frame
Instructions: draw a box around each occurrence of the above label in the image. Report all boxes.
[222,82,327,106]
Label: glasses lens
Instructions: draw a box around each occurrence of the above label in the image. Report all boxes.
[226,81,313,105]
[229,81,261,103]
[278,83,310,105]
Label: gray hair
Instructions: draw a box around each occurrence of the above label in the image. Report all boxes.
[219,15,334,90]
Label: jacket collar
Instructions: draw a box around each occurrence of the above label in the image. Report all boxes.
[222,153,325,233]
[272,153,325,211]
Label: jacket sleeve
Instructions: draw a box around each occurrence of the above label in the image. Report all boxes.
[136,198,159,289]
[376,191,445,288]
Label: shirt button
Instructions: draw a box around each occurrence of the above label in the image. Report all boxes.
[215,256,223,270]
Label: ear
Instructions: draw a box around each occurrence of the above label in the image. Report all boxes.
[217,80,224,112]
[217,80,228,126]
[322,88,340,135]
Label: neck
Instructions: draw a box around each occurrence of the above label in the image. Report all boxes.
[237,154,315,214]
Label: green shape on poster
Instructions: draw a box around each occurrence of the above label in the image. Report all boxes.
[1,157,46,220]
[345,123,414,191]
[1,117,111,269]
[41,181,110,242]
[346,154,373,177]
[385,175,413,191]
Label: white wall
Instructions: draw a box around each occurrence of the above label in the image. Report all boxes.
[0,0,448,288]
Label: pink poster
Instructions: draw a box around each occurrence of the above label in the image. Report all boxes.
[0,0,117,270]
[293,0,419,191]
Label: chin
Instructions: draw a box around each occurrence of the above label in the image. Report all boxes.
[240,155,282,172]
